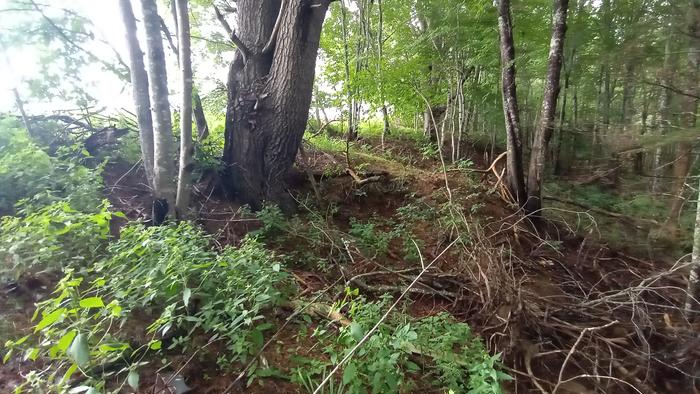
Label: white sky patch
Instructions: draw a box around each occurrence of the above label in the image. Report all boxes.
[0,0,227,117]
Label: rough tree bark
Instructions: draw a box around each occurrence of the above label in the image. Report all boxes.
[119,0,155,188]
[219,0,331,211]
[141,0,177,223]
[525,0,569,216]
[496,0,528,207]
[175,0,193,217]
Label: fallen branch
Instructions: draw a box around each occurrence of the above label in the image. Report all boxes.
[543,196,659,227]
[346,168,386,186]
[552,320,619,394]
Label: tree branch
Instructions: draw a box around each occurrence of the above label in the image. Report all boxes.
[159,15,178,55]
[642,79,700,100]
[213,4,250,63]
[262,0,287,54]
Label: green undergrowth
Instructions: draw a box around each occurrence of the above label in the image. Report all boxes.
[4,222,289,393]
[2,117,504,393]
[546,181,695,253]
[292,294,508,393]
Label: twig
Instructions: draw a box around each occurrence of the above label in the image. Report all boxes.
[552,320,618,394]
[213,4,250,63]
[313,238,459,394]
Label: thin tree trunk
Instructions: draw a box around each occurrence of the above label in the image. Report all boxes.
[119,0,155,188]
[377,0,390,150]
[683,0,700,321]
[497,0,527,207]
[652,33,675,194]
[525,0,569,216]
[175,0,193,217]
[141,0,177,223]
[162,11,209,142]
[193,92,209,141]
[340,0,355,140]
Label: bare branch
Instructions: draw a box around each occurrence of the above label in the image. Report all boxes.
[262,0,287,54]
[213,4,250,63]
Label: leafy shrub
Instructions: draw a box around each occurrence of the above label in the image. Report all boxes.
[0,200,115,281]
[4,271,132,393]
[95,222,289,364]
[348,217,396,257]
[293,296,507,394]
[255,203,289,237]
[6,222,289,392]
[0,118,104,214]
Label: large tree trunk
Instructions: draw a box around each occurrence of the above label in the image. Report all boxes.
[526,0,569,216]
[142,0,177,223]
[221,0,331,211]
[119,0,155,188]
[497,0,528,207]
[175,0,193,217]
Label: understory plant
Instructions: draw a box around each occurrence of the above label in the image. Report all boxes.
[293,295,509,394]
[4,222,289,392]
[0,200,115,281]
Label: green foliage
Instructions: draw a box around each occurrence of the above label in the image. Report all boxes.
[6,222,290,392]
[0,118,104,214]
[0,200,115,281]
[348,217,396,258]
[293,295,507,393]
[4,271,132,393]
[255,203,289,237]
[95,222,289,364]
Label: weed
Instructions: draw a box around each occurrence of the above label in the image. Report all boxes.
[0,200,116,281]
[293,295,508,393]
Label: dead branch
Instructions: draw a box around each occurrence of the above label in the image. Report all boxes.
[262,0,287,54]
[543,196,660,227]
[552,320,619,394]
[213,4,250,63]
[346,168,386,186]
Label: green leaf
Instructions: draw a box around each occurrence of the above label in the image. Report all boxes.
[35,307,67,332]
[342,362,357,384]
[68,333,89,367]
[3,349,13,363]
[349,322,364,342]
[57,330,77,352]
[61,363,78,384]
[127,370,140,390]
[79,297,104,309]
[149,340,162,350]
[182,288,191,306]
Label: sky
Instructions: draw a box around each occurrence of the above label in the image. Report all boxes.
[0,0,227,115]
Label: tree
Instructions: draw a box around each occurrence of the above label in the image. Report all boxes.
[175,0,193,217]
[525,0,570,216]
[119,0,155,187]
[218,0,331,210]
[141,0,177,223]
[684,0,700,321]
[496,0,527,207]
[666,0,700,237]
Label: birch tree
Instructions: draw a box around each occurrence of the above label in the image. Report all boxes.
[525,0,570,216]
[141,0,176,223]
[174,0,193,217]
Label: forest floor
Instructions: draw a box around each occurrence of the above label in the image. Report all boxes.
[1,133,698,393]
